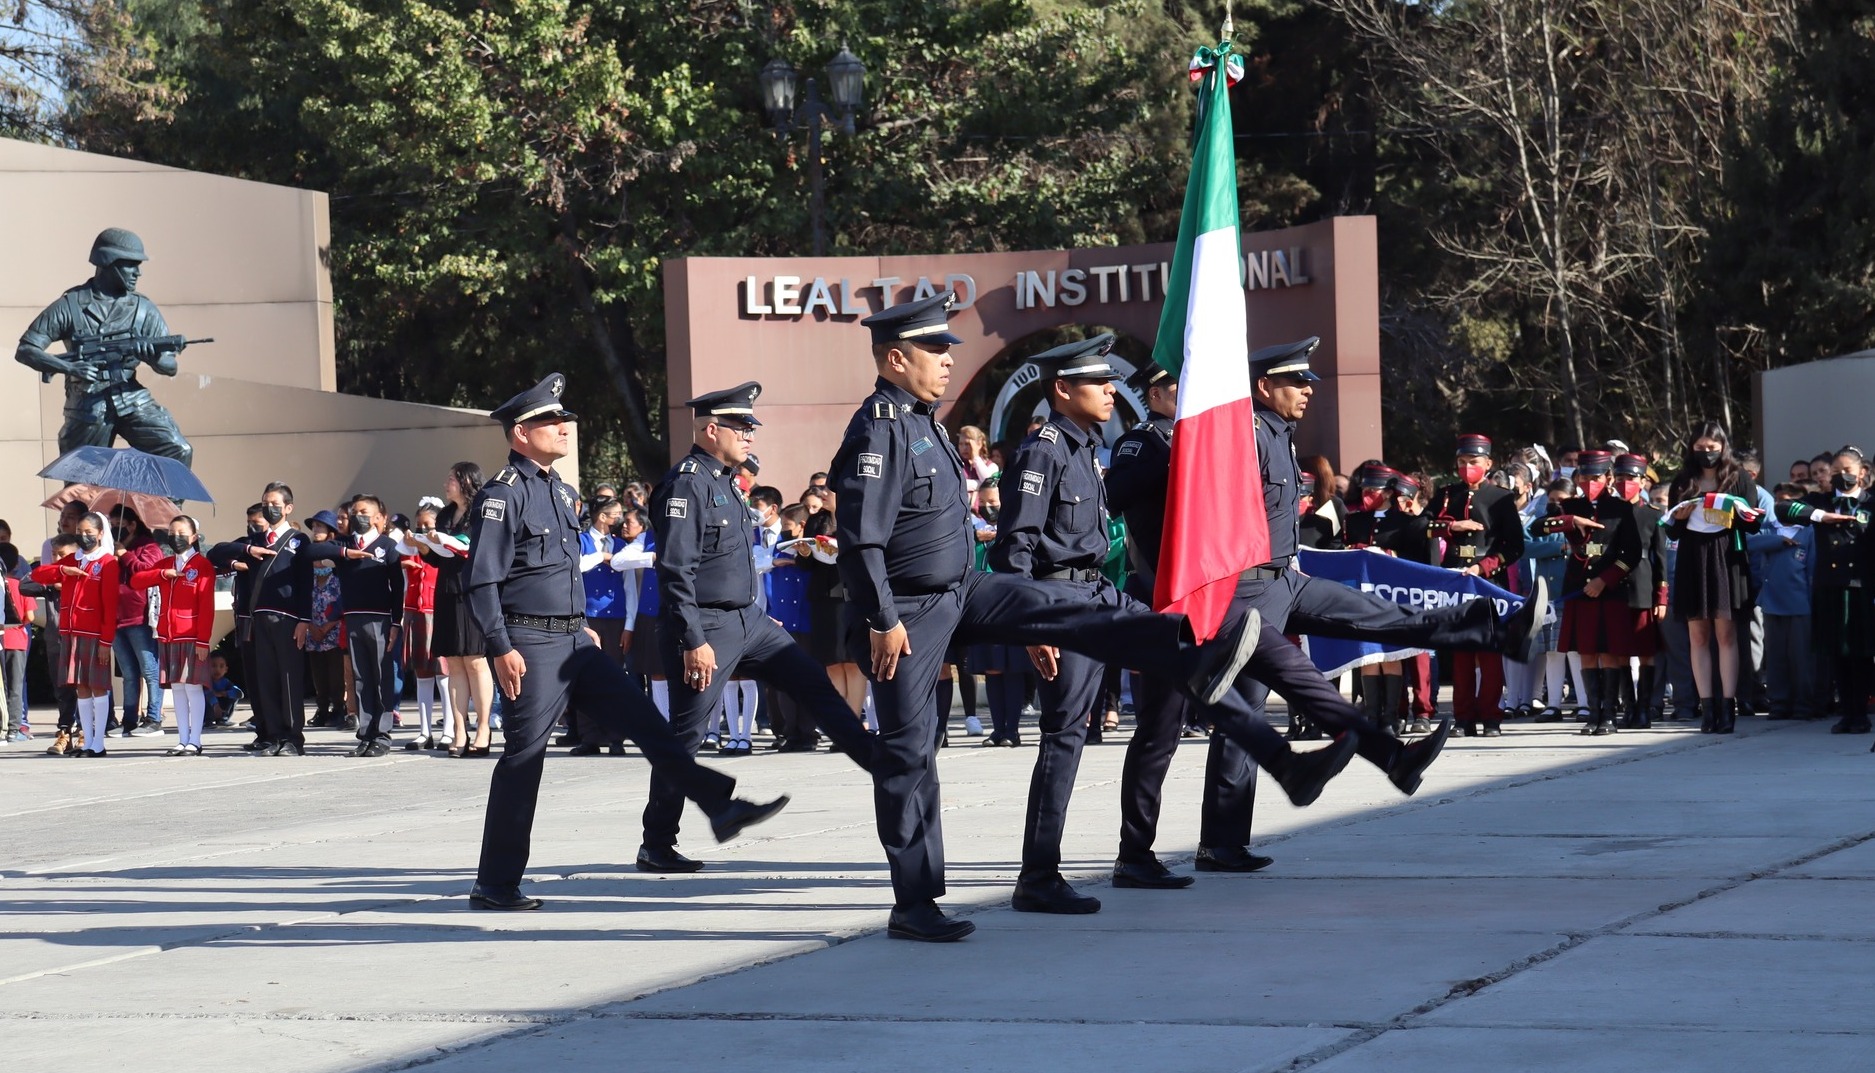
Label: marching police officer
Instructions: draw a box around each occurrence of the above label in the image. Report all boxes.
[831,294,1270,941]
[639,381,880,874]
[1105,362,1264,888]
[465,374,787,911]
[988,334,1138,913]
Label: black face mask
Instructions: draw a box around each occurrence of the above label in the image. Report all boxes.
[980,506,1000,523]
[260,503,284,525]
[1833,472,1860,493]
[247,523,267,539]
[1693,449,1722,470]
[77,533,99,553]
[111,527,131,544]
[350,512,372,534]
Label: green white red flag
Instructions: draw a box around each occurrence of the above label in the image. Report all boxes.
[1148,39,1269,640]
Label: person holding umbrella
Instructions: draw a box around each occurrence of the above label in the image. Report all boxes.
[31,513,119,756]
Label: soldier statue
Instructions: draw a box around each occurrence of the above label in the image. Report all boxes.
[14,228,202,466]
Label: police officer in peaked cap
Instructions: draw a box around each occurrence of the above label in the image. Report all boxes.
[464,373,788,911]
[830,294,1277,941]
[638,381,883,874]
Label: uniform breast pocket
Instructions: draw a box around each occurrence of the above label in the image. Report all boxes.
[702,522,725,554]
[1051,493,1088,532]
[518,525,551,566]
[909,475,934,509]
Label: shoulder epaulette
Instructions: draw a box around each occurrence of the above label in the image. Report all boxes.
[1038,425,1060,443]
[1253,413,1266,435]
[677,458,701,475]
[870,400,897,420]
[490,466,519,487]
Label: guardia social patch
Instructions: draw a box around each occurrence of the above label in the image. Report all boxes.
[666,497,689,519]
[858,453,884,479]
[1019,470,1046,496]
[482,499,506,522]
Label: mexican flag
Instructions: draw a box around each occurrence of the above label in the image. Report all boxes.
[1149,39,1268,640]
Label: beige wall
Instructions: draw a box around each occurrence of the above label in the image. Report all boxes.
[1754,354,1875,479]
[0,137,572,552]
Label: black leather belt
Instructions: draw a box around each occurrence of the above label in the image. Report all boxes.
[506,613,587,633]
[1242,557,1293,580]
[1037,567,1103,583]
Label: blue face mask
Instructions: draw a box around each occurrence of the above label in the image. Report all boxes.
[314,566,334,578]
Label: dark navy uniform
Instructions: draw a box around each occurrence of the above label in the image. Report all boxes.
[1424,433,1527,733]
[987,338,1130,883]
[1104,363,1257,874]
[207,521,313,750]
[467,375,744,896]
[1802,481,1874,730]
[832,298,1261,924]
[643,386,876,862]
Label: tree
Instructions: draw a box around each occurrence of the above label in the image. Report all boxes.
[2,0,176,141]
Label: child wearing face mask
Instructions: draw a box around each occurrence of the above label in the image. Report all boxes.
[304,497,405,756]
[31,513,118,756]
[129,516,217,754]
[302,512,347,730]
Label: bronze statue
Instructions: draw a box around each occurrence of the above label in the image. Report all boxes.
[14,228,207,467]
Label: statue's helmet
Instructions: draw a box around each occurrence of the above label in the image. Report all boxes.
[88,228,148,267]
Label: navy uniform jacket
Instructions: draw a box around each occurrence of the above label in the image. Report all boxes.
[1252,404,1304,564]
[208,526,312,620]
[650,445,760,651]
[1800,489,1875,591]
[1425,482,1524,581]
[830,378,973,631]
[303,533,406,623]
[990,412,1109,577]
[463,451,585,657]
[1105,415,1173,584]
[1631,500,1669,610]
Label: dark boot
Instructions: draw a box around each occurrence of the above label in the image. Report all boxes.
[1383,674,1407,736]
[1633,666,1656,728]
[1716,697,1738,734]
[1698,697,1717,734]
[1579,665,1603,735]
[1616,668,1638,728]
[1591,668,1617,736]
[1360,677,1391,735]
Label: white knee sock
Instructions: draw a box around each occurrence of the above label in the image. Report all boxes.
[735,681,758,743]
[1566,652,1588,706]
[416,677,435,736]
[1544,652,1566,709]
[82,696,104,751]
[650,679,670,721]
[434,677,454,742]
[180,684,206,747]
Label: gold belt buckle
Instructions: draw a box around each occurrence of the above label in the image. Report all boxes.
[1457,545,1478,558]
[1586,542,1605,557]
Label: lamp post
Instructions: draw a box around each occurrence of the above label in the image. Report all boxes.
[759,46,866,256]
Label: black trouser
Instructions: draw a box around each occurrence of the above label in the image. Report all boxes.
[251,611,306,747]
[1813,587,1871,721]
[1117,574,1256,863]
[347,614,398,742]
[571,616,629,745]
[1022,577,1117,876]
[307,648,345,721]
[645,605,875,851]
[478,625,738,889]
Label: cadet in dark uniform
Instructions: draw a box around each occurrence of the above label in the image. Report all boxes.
[988,335,1142,912]
[1424,433,1529,735]
[1533,450,1644,735]
[1802,448,1874,736]
[1343,464,1421,736]
[1105,363,1265,888]
[640,382,880,874]
[1612,453,1669,728]
[465,374,786,911]
[832,295,1278,941]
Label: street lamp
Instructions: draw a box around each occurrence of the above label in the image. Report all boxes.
[758,46,867,256]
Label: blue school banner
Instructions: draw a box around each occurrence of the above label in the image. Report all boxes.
[1293,549,1529,677]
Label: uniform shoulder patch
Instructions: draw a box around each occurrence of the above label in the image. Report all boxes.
[666,497,689,519]
[490,466,519,487]
[858,452,884,479]
[1019,469,1046,496]
[870,400,897,420]
[1116,440,1142,458]
[1037,425,1060,443]
[677,458,701,474]
[482,499,507,522]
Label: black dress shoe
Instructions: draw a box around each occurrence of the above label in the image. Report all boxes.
[1112,857,1195,889]
[1186,607,1261,706]
[1011,873,1102,914]
[636,846,704,873]
[609,743,627,756]
[1500,575,1547,662]
[1389,716,1452,795]
[274,741,305,756]
[887,900,976,942]
[1274,732,1358,807]
[1194,845,1275,873]
[1829,719,1872,734]
[468,884,543,911]
[242,739,274,752]
[709,794,791,842]
[360,740,391,757]
[567,742,602,756]
[348,740,373,757]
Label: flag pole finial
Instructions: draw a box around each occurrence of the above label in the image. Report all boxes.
[1222,4,1233,39]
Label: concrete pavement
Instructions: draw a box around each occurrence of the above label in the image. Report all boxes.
[2,710,1872,1072]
